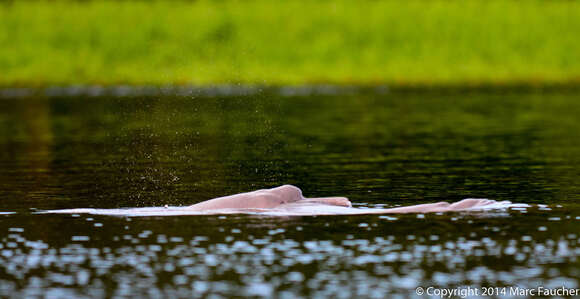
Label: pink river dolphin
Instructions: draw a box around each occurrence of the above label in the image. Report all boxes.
[43,185,525,217]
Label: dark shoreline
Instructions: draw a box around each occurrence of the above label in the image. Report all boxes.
[2,83,580,99]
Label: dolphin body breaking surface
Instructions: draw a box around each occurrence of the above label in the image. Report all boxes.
[40,185,530,217]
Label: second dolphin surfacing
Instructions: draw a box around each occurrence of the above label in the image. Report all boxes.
[187,185,510,214]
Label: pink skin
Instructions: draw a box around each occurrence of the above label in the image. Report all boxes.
[43,185,504,216]
[189,185,494,214]
[188,185,350,211]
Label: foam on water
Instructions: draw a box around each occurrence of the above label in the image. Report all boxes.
[36,200,532,217]
[462,200,531,210]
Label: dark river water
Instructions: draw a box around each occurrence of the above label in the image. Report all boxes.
[1,91,579,297]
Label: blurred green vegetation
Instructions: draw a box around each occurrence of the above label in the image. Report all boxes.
[0,0,579,87]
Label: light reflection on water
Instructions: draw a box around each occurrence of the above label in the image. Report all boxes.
[1,205,579,298]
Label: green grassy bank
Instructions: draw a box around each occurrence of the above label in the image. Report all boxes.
[1,0,579,87]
